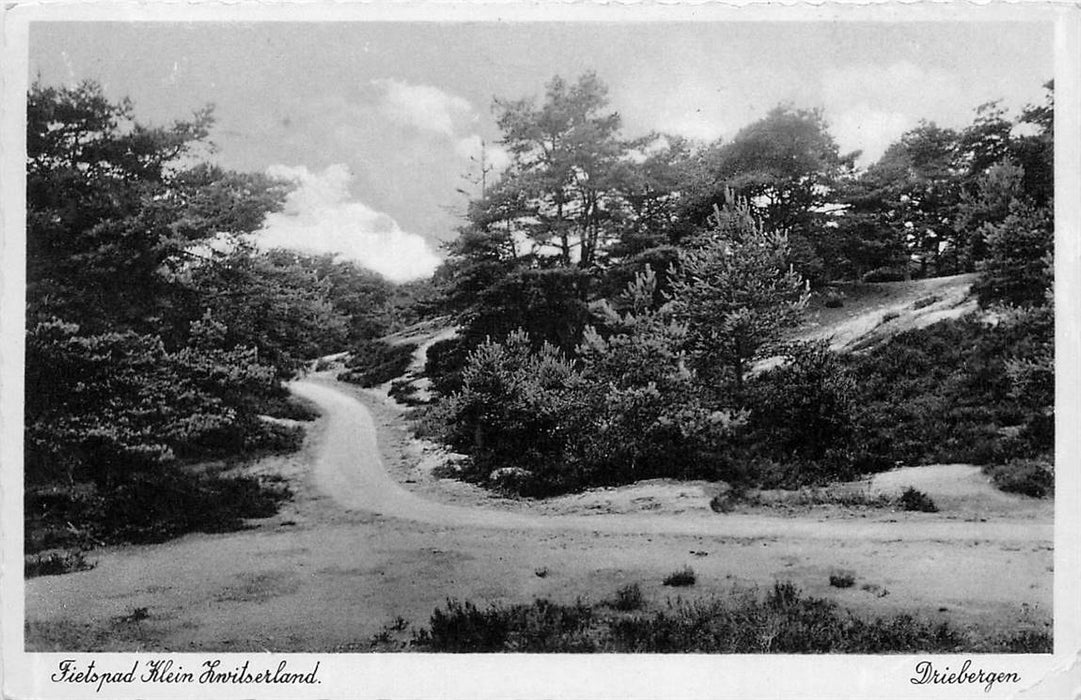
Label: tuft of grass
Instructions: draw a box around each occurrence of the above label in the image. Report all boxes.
[611,583,644,611]
[899,487,939,513]
[663,567,697,587]
[829,571,856,589]
[120,607,150,623]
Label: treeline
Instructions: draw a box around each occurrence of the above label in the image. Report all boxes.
[24,82,400,562]
[421,73,1054,497]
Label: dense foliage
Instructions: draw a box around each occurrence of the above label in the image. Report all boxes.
[426,72,1054,499]
[24,82,393,559]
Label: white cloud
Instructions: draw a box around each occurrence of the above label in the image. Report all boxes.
[821,61,963,165]
[371,78,473,136]
[830,105,913,166]
[258,164,441,283]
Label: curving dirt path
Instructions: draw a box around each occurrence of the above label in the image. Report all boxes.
[24,377,1053,652]
[291,379,1051,545]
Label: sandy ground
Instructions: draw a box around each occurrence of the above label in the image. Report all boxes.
[25,376,1052,652]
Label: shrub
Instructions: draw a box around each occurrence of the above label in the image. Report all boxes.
[388,379,423,406]
[829,572,856,588]
[998,629,1053,653]
[844,315,1052,468]
[663,567,697,587]
[984,459,1054,498]
[24,319,283,487]
[424,337,469,397]
[861,266,908,283]
[339,340,417,387]
[899,487,938,513]
[261,393,320,422]
[25,468,292,553]
[611,583,644,611]
[745,341,856,466]
[414,598,594,653]
[25,550,94,578]
[441,330,582,495]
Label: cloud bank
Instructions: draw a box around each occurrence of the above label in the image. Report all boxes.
[257,164,442,283]
[371,78,473,136]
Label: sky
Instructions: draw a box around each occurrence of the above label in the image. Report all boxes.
[29,21,1054,282]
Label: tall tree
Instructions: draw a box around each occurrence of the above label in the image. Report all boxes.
[835,122,964,279]
[669,198,809,400]
[682,106,856,282]
[24,81,323,488]
[26,81,289,334]
[484,72,635,268]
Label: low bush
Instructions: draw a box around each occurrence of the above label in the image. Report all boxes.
[409,582,1040,653]
[24,467,292,554]
[844,315,1053,469]
[611,583,644,611]
[388,379,423,406]
[339,340,417,387]
[983,459,1054,498]
[861,266,909,283]
[413,598,595,652]
[25,549,94,578]
[261,393,320,422]
[663,567,697,587]
[829,572,856,589]
[899,487,938,513]
[424,337,469,397]
[912,295,939,310]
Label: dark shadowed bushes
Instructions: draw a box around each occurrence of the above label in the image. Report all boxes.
[339,340,418,387]
[843,314,1052,471]
[983,459,1054,498]
[410,582,1044,653]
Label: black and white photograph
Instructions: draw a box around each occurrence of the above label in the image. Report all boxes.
[1,3,1078,698]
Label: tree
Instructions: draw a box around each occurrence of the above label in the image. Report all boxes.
[669,198,809,400]
[483,72,636,268]
[26,81,289,334]
[574,266,738,484]
[683,106,856,282]
[186,247,350,376]
[24,81,317,492]
[973,200,1052,308]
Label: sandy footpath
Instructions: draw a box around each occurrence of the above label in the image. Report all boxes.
[25,378,1053,652]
